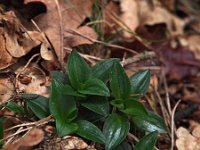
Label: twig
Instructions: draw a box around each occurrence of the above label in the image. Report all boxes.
[121,51,156,66]
[55,0,64,69]
[65,29,139,54]
[1,127,32,142]
[155,89,171,128]
[171,99,181,150]
[163,72,172,115]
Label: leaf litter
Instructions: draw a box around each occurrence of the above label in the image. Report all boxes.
[0,0,200,149]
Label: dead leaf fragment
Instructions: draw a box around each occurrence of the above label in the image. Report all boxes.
[176,127,200,150]
[0,31,16,70]
[120,0,139,38]
[1,11,38,58]
[0,77,14,104]
[4,128,44,150]
[25,0,96,65]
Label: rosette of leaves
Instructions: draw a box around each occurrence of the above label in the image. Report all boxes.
[1,50,167,150]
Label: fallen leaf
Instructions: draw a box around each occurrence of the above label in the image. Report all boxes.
[4,128,44,150]
[24,0,97,65]
[176,126,200,150]
[138,0,185,36]
[0,77,14,104]
[120,0,139,38]
[1,11,39,58]
[0,30,16,70]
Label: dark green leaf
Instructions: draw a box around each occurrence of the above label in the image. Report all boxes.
[110,99,124,109]
[51,71,69,84]
[56,121,78,137]
[50,79,78,136]
[67,50,91,89]
[76,120,105,144]
[103,113,130,150]
[120,99,148,116]
[0,117,4,149]
[77,108,106,123]
[130,70,150,98]
[78,78,110,97]
[132,111,167,133]
[110,61,131,99]
[92,58,119,82]
[81,96,109,117]
[55,80,84,97]
[24,94,50,119]
[115,141,132,150]
[6,102,25,115]
[134,131,158,150]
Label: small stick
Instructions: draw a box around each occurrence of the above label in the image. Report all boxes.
[65,29,139,54]
[121,51,156,66]
[171,99,181,150]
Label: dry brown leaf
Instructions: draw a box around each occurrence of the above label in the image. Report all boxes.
[176,127,200,150]
[138,0,185,36]
[120,0,139,38]
[27,31,54,61]
[0,77,14,104]
[4,128,44,150]
[25,0,97,65]
[0,30,16,70]
[187,35,200,60]
[1,11,39,58]
[60,136,89,150]
[64,26,97,47]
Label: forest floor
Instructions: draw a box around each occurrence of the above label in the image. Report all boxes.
[0,0,200,150]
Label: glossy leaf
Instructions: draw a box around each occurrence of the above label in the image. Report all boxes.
[116,141,132,150]
[130,70,150,98]
[55,80,84,97]
[132,111,167,133]
[120,99,148,116]
[50,79,78,136]
[76,120,105,144]
[51,71,69,84]
[0,117,4,148]
[103,113,130,150]
[67,50,91,89]
[81,96,109,117]
[24,95,50,119]
[110,99,124,109]
[92,58,119,82]
[78,108,106,123]
[6,102,25,115]
[78,78,110,96]
[56,121,78,137]
[134,131,158,150]
[110,61,131,99]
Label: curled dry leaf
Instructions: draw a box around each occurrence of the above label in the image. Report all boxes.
[1,11,38,58]
[120,0,139,38]
[24,0,97,64]
[0,77,14,104]
[176,126,200,150]
[61,136,89,150]
[4,128,44,150]
[27,31,54,61]
[0,30,16,70]
[138,0,184,36]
